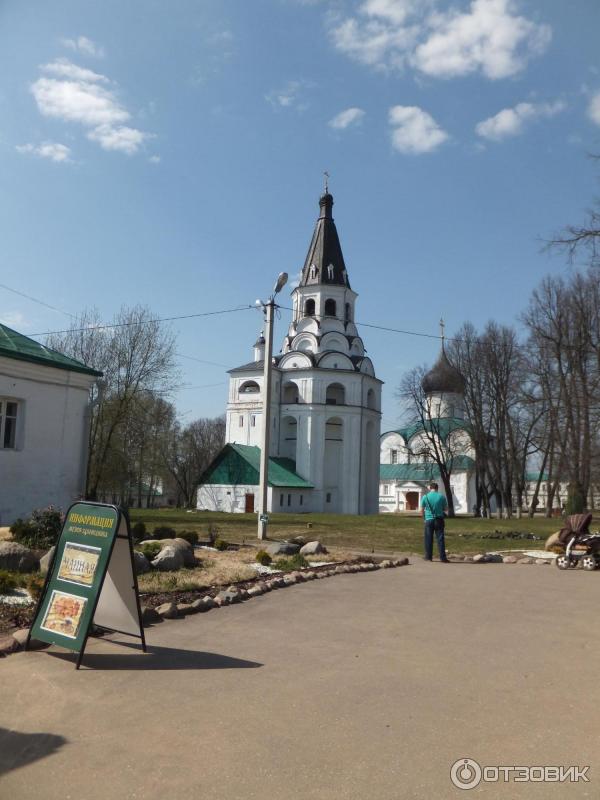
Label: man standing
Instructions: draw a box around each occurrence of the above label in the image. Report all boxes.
[421,481,449,562]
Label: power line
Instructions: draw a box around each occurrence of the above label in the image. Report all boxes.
[0,282,76,319]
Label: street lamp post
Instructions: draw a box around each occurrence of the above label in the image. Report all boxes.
[257,272,288,540]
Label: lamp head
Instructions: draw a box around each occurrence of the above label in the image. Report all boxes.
[273,272,288,295]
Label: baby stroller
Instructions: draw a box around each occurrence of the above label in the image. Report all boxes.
[555,513,600,570]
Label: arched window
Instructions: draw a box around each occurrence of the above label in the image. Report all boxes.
[326,383,345,405]
[324,299,336,317]
[282,382,300,404]
[239,380,260,394]
[327,264,334,280]
[367,388,376,410]
[345,302,351,323]
[310,265,317,280]
[304,298,315,317]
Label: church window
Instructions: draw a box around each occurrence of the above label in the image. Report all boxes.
[324,299,336,317]
[326,383,345,405]
[310,265,317,280]
[391,449,398,464]
[280,494,284,507]
[300,495,303,506]
[326,492,332,503]
[287,494,291,507]
[239,415,244,427]
[383,484,389,495]
[304,298,315,316]
[0,399,18,449]
[251,415,256,427]
[327,264,334,280]
[345,302,351,323]
[239,381,259,394]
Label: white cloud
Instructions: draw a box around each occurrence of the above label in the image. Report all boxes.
[329,107,366,129]
[30,59,149,155]
[61,36,104,58]
[588,91,600,127]
[87,124,149,154]
[149,154,161,164]
[329,0,551,79]
[476,99,565,140]
[389,105,448,154]
[16,141,72,162]
[265,80,311,110]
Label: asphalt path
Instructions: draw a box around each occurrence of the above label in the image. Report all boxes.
[1,560,598,799]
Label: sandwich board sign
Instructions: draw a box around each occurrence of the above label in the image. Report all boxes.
[27,501,146,669]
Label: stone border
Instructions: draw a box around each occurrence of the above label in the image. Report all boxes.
[0,558,409,656]
[449,553,554,565]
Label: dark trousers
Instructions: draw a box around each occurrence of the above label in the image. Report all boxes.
[424,518,447,561]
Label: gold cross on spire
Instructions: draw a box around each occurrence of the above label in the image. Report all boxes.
[323,170,330,193]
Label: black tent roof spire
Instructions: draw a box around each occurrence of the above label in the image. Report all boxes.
[299,184,350,289]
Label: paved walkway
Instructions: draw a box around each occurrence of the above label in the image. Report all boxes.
[1,561,599,799]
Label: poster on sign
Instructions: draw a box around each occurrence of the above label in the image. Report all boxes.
[27,501,146,669]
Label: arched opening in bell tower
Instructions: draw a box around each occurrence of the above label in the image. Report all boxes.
[324,298,336,318]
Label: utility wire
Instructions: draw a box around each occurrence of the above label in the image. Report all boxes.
[0,282,76,319]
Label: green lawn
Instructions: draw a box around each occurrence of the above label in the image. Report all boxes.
[130,509,567,555]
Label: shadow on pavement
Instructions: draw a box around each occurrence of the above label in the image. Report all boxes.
[0,728,67,776]
[47,644,263,671]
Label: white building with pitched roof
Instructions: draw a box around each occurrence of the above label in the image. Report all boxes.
[198,189,382,514]
[0,324,101,524]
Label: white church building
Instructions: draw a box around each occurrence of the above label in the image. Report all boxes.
[0,323,101,525]
[197,189,382,514]
[379,347,477,514]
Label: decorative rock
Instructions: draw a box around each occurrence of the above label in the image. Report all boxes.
[0,636,20,657]
[0,541,39,573]
[215,588,241,606]
[133,551,151,575]
[156,601,179,619]
[283,575,297,585]
[502,556,518,564]
[177,602,197,615]
[290,571,305,582]
[535,558,549,565]
[518,557,534,564]
[155,538,196,567]
[394,558,410,567]
[463,556,474,563]
[290,535,307,546]
[40,546,56,576]
[473,554,486,563]
[11,628,51,650]
[486,554,503,563]
[191,596,214,612]
[257,582,270,592]
[266,541,300,556]
[141,606,162,624]
[247,586,264,597]
[151,546,185,572]
[300,540,326,556]
[379,560,393,568]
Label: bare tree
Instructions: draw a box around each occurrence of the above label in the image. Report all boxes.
[163,416,226,507]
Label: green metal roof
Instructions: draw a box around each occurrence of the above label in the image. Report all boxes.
[0,324,103,377]
[199,444,314,489]
[380,455,475,482]
[384,417,471,444]
[525,472,549,482]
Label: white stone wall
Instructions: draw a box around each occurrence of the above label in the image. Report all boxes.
[0,357,95,525]
[196,484,310,513]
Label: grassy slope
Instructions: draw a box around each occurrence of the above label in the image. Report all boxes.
[130,509,566,555]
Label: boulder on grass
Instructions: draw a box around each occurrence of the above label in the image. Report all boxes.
[267,541,300,556]
[40,546,56,576]
[0,541,39,573]
[151,546,184,572]
[300,540,326,556]
[155,538,196,567]
[133,551,151,575]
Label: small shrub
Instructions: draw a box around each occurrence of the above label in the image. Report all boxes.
[137,542,162,562]
[131,521,146,542]
[214,538,229,551]
[0,569,19,594]
[22,573,45,599]
[10,506,63,550]
[255,550,272,566]
[273,554,309,572]
[153,525,176,540]
[178,530,199,547]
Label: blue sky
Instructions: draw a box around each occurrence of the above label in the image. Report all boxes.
[1,0,600,430]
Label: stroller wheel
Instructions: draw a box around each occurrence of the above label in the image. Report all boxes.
[556,554,573,570]
[582,555,598,571]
